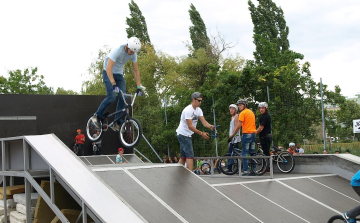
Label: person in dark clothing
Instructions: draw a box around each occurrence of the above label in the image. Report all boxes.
[256,102,272,156]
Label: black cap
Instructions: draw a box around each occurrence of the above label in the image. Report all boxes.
[191,92,202,99]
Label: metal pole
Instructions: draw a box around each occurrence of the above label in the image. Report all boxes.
[164,97,170,157]
[142,134,163,162]
[212,97,218,157]
[267,86,273,146]
[320,78,326,151]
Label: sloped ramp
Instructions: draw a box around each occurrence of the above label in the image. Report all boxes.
[92,165,262,223]
[24,134,145,223]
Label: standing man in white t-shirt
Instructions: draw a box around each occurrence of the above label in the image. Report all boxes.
[226,104,240,172]
[176,92,215,171]
[91,37,143,131]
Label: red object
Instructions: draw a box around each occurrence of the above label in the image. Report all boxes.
[77,129,81,132]
[74,134,85,144]
[118,148,124,152]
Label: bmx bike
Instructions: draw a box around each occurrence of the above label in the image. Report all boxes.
[271,146,295,173]
[327,214,360,222]
[85,90,142,149]
[217,140,268,176]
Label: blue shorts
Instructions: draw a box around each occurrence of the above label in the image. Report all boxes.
[177,134,194,159]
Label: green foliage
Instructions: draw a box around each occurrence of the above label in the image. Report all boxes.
[55,87,78,95]
[81,46,110,95]
[126,0,151,45]
[188,3,210,51]
[0,67,53,94]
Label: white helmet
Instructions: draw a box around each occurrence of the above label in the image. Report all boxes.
[229,104,238,111]
[289,142,295,147]
[127,37,141,53]
[258,102,268,109]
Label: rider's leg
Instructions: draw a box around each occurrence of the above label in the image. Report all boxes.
[177,134,194,171]
[347,186,360,219]
[95,70,117,118]
[241,134,251,172]
[114,74,127,123]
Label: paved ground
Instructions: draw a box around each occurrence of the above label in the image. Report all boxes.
[91,164,359,223]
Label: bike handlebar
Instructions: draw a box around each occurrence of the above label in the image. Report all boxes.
[211,125,220,138]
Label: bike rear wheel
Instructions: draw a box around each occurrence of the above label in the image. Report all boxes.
[250,153,268,176]
[200,163,211,175]
[119,117,142,149]
[72,144,79,155]
[327,214,346,223]
[276,151,295,173]
[86,115,105,142]
[218,155,239,175]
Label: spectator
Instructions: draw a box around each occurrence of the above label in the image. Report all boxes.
[295,143,304,154]
[74,129,85,156]
[92,130,102,155]
[323,150,328,154]
[313,151,318,154]
[163,157,169,163]
[229,99,257,175]
[194,159,203,175]
[335,151,340,154]
[173,156,179,163]
[256,102,272,157]
[116,148,127,164]
[287,142,295,155]
[168,156,173,163]
[176,92,214,171]
[346,149,351,154]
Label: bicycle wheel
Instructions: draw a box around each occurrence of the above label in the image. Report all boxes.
[276,151,295,173]
[218,155,239,175]
[86,115,104,142]
[200,163,211,175]
[119,117,142,149]
[327,215,346,223]
[250,153,268,176]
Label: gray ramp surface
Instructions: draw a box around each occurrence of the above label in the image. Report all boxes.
[128,165,261,223]
[95,169,182,223]
[84,156,114,165]
[216,184,304,222]
[311,175,360,202]
[246,180,336,222]
[280,177,360,215]
[123,154,144,163]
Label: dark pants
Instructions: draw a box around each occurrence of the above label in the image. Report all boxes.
[76,143,84,156]
[260,134,272,156]
[348,186,360,218]
[227,142,239,170]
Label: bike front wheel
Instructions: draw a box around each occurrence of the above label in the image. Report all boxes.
[200,163,211,175]
[119,117,142,149]
[218,155,239,175]
[86,115,104,142]
[327,214,346,223]
[276,151,295,173]
[250,153,268,176]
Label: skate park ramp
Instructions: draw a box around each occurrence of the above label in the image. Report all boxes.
[2,134,360,223]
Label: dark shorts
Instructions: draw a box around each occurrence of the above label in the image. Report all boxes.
[177,134,194,159]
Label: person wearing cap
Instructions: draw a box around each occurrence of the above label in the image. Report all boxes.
[226,104,240,172]
[176,92,215,171]
[116,148,127,164]
[91,37,143,131]
[256,102,272,157]
[74,129,85,156]
[229,99,257,175]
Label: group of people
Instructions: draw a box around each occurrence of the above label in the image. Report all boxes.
[286,142,305,155]
[73,129,102,156]
[163,156,179,163]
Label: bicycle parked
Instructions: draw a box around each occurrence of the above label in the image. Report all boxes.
[217,140,268,176]
[271,146,295,173]
[327,214,360,223]
[86,90,142,149]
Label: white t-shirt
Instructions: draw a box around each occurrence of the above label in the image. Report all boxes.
[296,148,304,154]
[176,104,203,137]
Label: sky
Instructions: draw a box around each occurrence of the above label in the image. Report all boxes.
[0,0,359,98]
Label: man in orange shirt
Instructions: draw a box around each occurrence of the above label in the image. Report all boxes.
[74,129,85,156]
[229,99,257,175]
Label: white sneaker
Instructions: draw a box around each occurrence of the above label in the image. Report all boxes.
[112,122,120,131]
[91,114,100,128]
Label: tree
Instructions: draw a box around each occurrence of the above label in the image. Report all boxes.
[55,87,78,95]
[81,46,110,95]
[0,67,53,94]
[335,100,360,142]
[188,3,210,51]
[126,0,151,45]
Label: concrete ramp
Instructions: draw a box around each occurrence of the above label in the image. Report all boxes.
[23,134,145,223]
[92,164,261,223]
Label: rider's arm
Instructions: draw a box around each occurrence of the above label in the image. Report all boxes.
[186,119,204,136]
[132,62,141,87]
[230,121,242,138]
[106,59,116,85]
[199,116,215,131]
[256,125,264,135]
